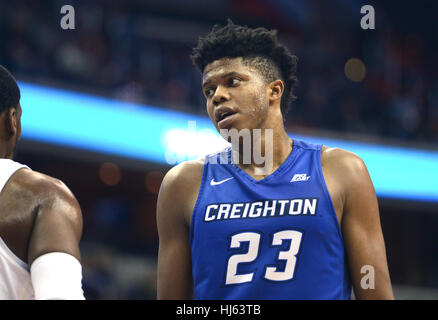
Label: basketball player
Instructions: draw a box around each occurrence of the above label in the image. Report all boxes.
[0,65,85,300]
[157,21,394,299]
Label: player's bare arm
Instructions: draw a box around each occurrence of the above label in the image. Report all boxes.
[322,147,394,299]
[0,167,85,299]
[156,159,204,299]
[25,169,85,300]
[21,170,83,265]
[0,168,82,263]
[0,65,85,299]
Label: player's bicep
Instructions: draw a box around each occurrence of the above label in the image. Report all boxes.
[27,181,83,265]
[341,157,393,299]
[156,170,193,299]
[156,228,192,299]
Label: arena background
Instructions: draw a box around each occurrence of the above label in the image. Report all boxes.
[1,0,437,299]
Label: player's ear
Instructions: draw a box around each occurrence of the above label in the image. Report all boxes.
[268,80,284,103]
[6,106,18,137]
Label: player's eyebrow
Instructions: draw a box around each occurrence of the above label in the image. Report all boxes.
[203,71,241,88]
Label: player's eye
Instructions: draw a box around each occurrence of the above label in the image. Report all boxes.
[204,87,215,97]
[228,77,241,86]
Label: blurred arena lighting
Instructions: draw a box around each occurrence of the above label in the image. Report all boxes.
[19,81,216,164]
[290,134,438,203]
[19,81,438,203]
[99,162,121,186]
[344,58,367,82]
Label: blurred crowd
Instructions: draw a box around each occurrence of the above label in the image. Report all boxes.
[0,0,436,145]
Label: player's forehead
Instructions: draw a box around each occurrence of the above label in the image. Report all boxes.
[202,57,253,85]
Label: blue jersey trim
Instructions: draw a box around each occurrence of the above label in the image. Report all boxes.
[189,159,208,248]
[315,144,350,299]
[315,146,345,243]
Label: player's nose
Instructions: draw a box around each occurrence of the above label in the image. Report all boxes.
[213,85,230,106]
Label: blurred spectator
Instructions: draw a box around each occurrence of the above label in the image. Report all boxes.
[0,0,436,144]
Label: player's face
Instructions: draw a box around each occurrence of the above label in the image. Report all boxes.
[202,57,270,132]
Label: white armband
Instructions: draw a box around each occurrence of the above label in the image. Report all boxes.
[30,252,85,300]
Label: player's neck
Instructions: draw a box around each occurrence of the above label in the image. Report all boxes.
[0,144,12,159]
[231,124,292,179]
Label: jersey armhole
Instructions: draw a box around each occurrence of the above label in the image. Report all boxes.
[315,147,345,243]
[0,237,29,271]
[189,160,208,247]
[316,147,352,299]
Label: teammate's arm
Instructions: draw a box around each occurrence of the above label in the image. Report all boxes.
[157,162,202,299]
[340,152,394,299]
[27,176,85,300]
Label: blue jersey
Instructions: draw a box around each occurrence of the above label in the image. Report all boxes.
[190,139,351,300]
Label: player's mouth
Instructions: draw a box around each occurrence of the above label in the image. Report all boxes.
[215,107,238,129]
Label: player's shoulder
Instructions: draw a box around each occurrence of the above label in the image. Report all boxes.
[157,158,205,224]
[11,168,79,204]
[321,145,369,181]
[321,145,364,164]
[161,158,205,191]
